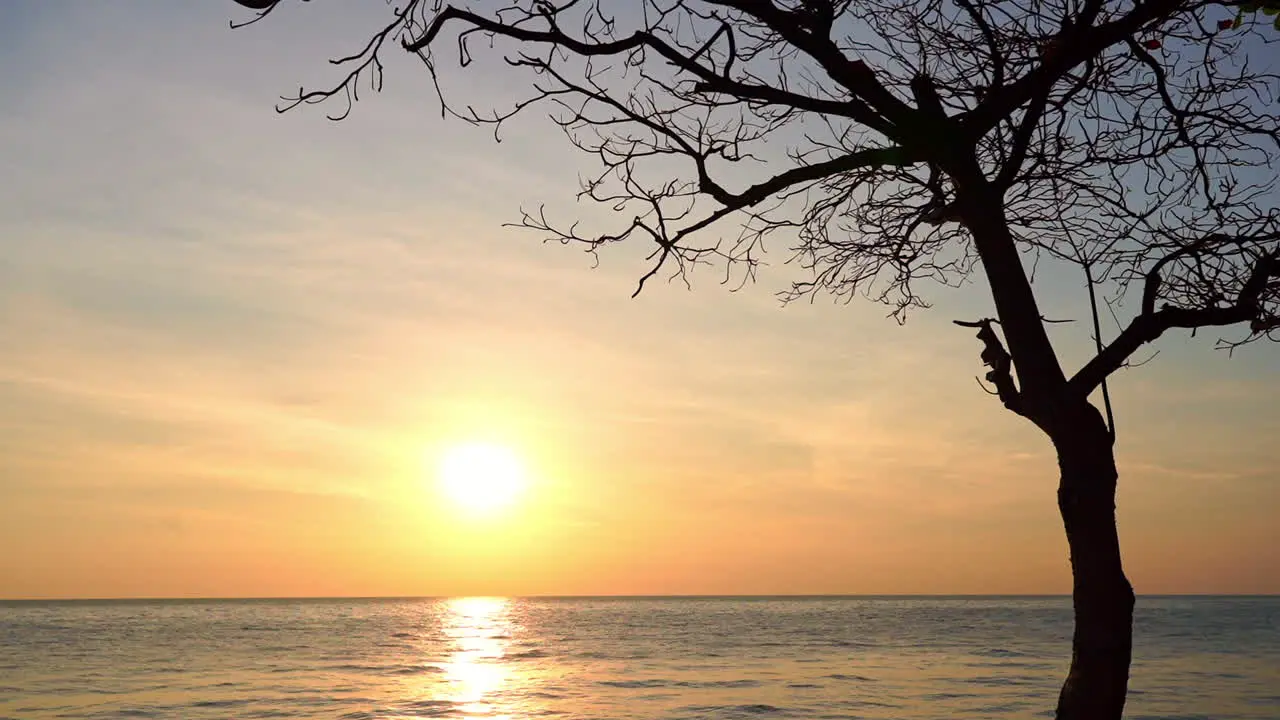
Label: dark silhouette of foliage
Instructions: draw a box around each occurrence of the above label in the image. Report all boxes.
[1233,0,1280,29]
[225,1,1279,718]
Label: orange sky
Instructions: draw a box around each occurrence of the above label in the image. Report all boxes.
[0,2,1276,599]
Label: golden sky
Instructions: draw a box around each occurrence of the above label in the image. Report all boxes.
[0,2,1276,599]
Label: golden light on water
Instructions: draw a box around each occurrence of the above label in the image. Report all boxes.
[442,597,514,718]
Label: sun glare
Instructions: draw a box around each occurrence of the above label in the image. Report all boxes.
[437,442,527,515]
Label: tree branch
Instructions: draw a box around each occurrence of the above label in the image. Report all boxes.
[959,0,1188,140]
[701,0,919,133]
[405,4,895,133]
[1071,245,1279,396]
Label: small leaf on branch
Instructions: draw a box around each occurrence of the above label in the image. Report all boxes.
[1142,39,1162,50]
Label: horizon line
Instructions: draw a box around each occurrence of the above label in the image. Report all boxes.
[3,592,1276,603]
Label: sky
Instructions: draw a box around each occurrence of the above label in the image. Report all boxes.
[0,1,1276,599]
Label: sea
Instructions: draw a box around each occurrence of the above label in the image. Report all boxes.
[0,596,1276,720]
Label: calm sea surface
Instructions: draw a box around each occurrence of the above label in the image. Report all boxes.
[1,596,1276,719]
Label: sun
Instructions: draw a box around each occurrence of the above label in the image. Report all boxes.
[437,442,527,515]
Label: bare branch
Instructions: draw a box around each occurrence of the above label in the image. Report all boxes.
[1071,241,1280,395]
[405,4,893,131]
[232,0,1280,418]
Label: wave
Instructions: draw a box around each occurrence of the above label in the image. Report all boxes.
[191,698,251,708]
[680,680,762,689]
[975,647,1033,658]
[5,596,1274,720]
[676,703,789,718]
[327,663,445,676]
[599,678,671,688]
[968,675,1041,686]
[600,678,764,689]
[341,699,455,719]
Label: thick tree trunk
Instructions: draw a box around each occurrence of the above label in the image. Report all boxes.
[1051,403,1136,720]
[950,171,1135,718]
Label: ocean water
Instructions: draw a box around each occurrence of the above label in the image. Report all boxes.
[0,596,1276,719]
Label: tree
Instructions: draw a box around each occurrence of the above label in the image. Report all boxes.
[225,0,1279,717]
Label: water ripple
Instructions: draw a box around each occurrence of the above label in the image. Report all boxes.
[0,596,1275,720]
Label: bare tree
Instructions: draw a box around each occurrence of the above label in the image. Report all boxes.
[225,0,1279,717]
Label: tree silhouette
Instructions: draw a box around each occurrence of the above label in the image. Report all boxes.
[225,1,1278,717]
[1235,0,1280,28]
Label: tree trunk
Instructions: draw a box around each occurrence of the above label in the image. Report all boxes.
[950,170,1135,718]
[1051,402,1136,720]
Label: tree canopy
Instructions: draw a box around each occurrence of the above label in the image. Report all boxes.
[226,0,1280,564]
[232,1,1277,411]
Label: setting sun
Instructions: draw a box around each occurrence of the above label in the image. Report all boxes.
[437,442,527,515]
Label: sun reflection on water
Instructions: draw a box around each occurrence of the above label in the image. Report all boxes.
[442,597,514,718]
